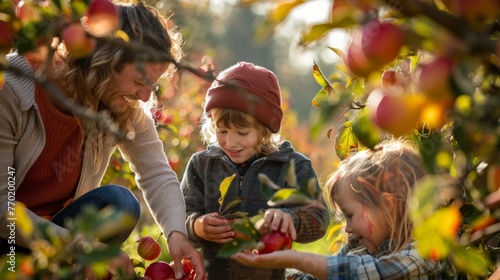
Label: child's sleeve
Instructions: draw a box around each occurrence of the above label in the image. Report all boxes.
[281,155,330,243]
[181,155,206,246]
[325,244,440,279]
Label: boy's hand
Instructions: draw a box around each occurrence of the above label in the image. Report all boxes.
[194,212,235,243]
[260,209,297,240]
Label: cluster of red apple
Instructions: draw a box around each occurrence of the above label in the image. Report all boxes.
[137,235,195,280]
[218,216,293,258]
[0,0,119,59]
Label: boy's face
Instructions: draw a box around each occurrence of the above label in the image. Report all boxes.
[337,194,391,254]
[215,116,260,164]
[102,63,168,115]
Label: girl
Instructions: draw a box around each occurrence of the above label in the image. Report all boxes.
[181,61,329,280]
[231,139,442,279]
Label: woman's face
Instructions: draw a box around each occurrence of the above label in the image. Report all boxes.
[215,116,260,164]
[102,62,168,115]
[337,194,391,254]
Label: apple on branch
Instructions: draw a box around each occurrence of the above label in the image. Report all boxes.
[61,22,96,59]
[83,0,119,37]
[361,19,404,66]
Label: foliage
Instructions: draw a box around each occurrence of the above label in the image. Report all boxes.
[241,0,500,277]
[0,204,136,279]
[217,159,336,257]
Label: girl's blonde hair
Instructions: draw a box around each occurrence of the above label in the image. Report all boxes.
[326,139,426,253]
[200,108,282,155]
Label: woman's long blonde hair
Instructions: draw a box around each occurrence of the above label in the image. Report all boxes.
[200,108,282,156]
[326,139,426,253]
[50,1,183,171]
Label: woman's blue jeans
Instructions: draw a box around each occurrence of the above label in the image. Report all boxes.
[1,184,140,254]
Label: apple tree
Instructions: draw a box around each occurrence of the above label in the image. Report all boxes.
[238,0,500,278]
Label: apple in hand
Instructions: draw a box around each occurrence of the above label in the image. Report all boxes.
[170,258,195,280]
[144,261,174,280]
[138,235,162,261]
[257,231,292,254]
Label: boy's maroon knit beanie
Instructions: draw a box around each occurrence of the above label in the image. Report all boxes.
[204,61,283,133]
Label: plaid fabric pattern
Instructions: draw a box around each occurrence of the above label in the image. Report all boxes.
[287,241,441,280]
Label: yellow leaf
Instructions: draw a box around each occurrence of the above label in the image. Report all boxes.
[14,202,33,239]
[219,174,236,206]
[414,206,461,260]
[268,0,306,25]
[114,29,129,42]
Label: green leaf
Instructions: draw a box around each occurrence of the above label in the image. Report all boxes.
[351,109,382,150]
[311,87,333,108]
[217,238,259,258]
[74,244,122,264]
[327,47,344,59]
[219,197,244,216]
[415,132,443,174]
[267,189,312,206]
[259,173,281,199]
[335,121,358,160]
[450,247,490,277]
[299,177,318,199]
[312,60,333,88]
[230,216,261,240]
[285,159,297,187]
[221,211,249,220]
[301,23,336,44]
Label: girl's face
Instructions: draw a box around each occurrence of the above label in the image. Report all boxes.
[102,63,168,115]
[215,118,260,164]
[337,194,391,254]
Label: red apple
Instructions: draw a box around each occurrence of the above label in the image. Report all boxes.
[144,261,174,280]
[381,68,409,92]
[0,20,16,53]
[170,258,195,280]
[61,23,96,59]
[344,31,380,77]
[138,235,162,261]
[15,0,38,22]
[367,89,424,137]
[361,20,404,66]
[415,56,454,101]
[84,0,119,37]
[257,231,292,254]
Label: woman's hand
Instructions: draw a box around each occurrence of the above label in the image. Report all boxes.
[168,231,207,280]
[194,212,234,243]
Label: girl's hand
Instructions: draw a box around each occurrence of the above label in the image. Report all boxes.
[231,249,295,269]
[194,212,234,243]
[260,209,297,240]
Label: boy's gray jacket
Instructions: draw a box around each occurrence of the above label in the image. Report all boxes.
[181,141,329,280]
